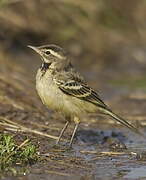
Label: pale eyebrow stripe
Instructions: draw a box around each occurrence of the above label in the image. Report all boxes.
[49,49,64,59]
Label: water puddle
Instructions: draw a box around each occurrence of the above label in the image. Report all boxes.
[124,166,146,179]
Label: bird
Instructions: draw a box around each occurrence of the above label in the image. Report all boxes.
[28,44,143,147]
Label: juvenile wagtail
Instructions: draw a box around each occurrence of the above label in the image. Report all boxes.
[28,44,142,146]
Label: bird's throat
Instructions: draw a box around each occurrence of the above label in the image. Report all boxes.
[40,62,51,77]
[41,62,51,71]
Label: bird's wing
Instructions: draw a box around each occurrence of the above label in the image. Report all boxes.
[54,71,144,136]
[54,71,107,108]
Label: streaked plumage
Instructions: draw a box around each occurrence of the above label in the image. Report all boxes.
[28,44,143,146]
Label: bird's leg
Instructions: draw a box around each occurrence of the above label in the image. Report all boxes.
[56,121,69,144]
[69,116,80,147]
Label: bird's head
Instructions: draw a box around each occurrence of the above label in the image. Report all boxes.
[28,44,70,71]
[28,44,67,62]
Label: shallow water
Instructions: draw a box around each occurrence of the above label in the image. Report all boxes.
[124,166,146,179]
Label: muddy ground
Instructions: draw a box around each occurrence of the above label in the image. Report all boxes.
[0,48,146,180]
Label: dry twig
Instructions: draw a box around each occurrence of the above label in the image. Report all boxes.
[0,116,65,141]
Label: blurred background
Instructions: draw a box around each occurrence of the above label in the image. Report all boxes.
[0,0,146,125]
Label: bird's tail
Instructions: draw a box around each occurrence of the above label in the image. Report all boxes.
[102,107,144,137]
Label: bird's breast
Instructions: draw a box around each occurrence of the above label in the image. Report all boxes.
[36,69,63,110]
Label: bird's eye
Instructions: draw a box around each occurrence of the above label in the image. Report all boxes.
[45,51,51,55]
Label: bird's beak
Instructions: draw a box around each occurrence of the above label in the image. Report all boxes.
[27,45,41,54]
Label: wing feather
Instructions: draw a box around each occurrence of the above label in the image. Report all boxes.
[54,75,106,108]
